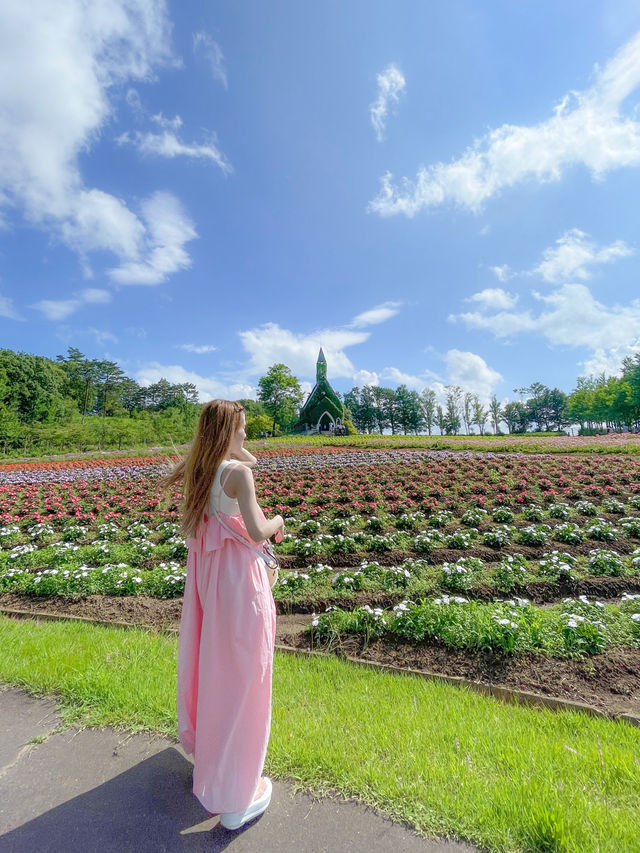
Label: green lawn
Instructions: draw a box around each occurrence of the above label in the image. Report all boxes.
[1,615,639,852]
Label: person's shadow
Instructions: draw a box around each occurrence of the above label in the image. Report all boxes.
[0,746,261,852]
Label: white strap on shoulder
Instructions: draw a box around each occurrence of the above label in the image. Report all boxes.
[217,460,240,512]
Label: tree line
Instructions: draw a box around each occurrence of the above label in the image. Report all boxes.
[2,346,640,456]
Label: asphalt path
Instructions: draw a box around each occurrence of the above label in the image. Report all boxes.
[0,685,481,853]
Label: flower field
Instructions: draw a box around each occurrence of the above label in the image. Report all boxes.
[1,446,639,717]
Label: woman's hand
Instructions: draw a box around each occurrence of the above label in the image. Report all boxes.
[230,446,258,468]
[271,515,285,543]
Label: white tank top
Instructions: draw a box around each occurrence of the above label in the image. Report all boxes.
[209,459,241,517]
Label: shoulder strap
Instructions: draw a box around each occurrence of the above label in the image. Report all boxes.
[218,460,241,512]
[210,500,279,569]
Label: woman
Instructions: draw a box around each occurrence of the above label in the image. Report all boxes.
[160,399,284,829]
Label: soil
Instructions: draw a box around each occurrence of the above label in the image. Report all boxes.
[1,591,639,719]
[0,591,309,645]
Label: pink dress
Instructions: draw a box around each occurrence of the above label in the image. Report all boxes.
[177,460,277,814]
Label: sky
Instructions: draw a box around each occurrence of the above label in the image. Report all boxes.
[2,0,640,406]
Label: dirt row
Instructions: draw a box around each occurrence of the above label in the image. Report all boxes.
[1,591,638,718]
[279,540,640,570]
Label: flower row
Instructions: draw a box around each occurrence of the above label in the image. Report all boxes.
[3,549,638,602]
[306,594,640,658]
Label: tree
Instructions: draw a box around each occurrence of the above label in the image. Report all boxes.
[237,399,267,418]
[118,378,143,417]
[435,404,447,435]
[471,395,489,435]
[503,400,529,433]
[462,392,474,435]
[406,390,425,434]
[489,394,503,434]
[56,347,101,420]
[370,386,389,433]
[94,360,126,418]
[343,387,360,426]
[257,363,303,435]
[396,385,424,434]
[420,388,436,435]
[444,385,462,435]
[380,387,399,434]
[566,376,597,430]
[359,385,378,433]
[0,348,67,423]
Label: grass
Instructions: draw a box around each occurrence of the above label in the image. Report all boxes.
[0,615,639,851]
[4,431,640,465]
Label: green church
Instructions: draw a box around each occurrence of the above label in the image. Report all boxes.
[294,349,347,434]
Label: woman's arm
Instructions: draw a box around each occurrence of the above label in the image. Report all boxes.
[229,446,258,468]
[226,465,283,542]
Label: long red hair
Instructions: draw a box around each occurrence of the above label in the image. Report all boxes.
[159,399,245,540]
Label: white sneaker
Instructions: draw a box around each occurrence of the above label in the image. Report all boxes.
[220,777,272,830]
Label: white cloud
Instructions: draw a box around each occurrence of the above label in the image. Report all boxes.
[490,264,513,282]
[353,369,379,386]
[151,112,183,130]
[370,64,406,142]
[32,298,82,321]
[533,228,633,282]
[125,326,147,338]
[365,352,501,402]
[379,367,427,391]
[369,31,640,215]
[193,32,227,88]
[135,362,254,402]
[235,302,401,381]
[88,328,118,345]
[31,285,112,320]
[178,343,218,354]
[238,323,369,379]
[581,344,640,377]
[351,301,402,327]
[449,306,537,339]
[466,288,519,311]
[0,293,24,320]
[0,0,201,283]
[117,126,231,173]
[444,349,503,399]
[125,88,143,112]
[80,288,111,304]
[108,191,197,285]
[450,281,640,374]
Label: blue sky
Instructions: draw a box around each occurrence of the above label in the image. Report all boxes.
[2,0,640,405]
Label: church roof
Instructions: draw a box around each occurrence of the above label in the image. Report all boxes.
[317,347,326,363]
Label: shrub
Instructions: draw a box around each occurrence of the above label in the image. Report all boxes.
[492,507,514,523]
[547,502,571,520]
[585,518,619,542]
[522,505,545,522]
[493,555,528,592]
[482,525,513,548]
[538,551,577,582]
[587,549,624,576]
[461,507,489,527]
[552,522,584,545]
[574,500,598,516]
[514,525,549,547]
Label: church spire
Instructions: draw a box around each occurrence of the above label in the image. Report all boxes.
[316,347,327,382]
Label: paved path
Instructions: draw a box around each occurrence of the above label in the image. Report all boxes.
[0,686,481,852]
